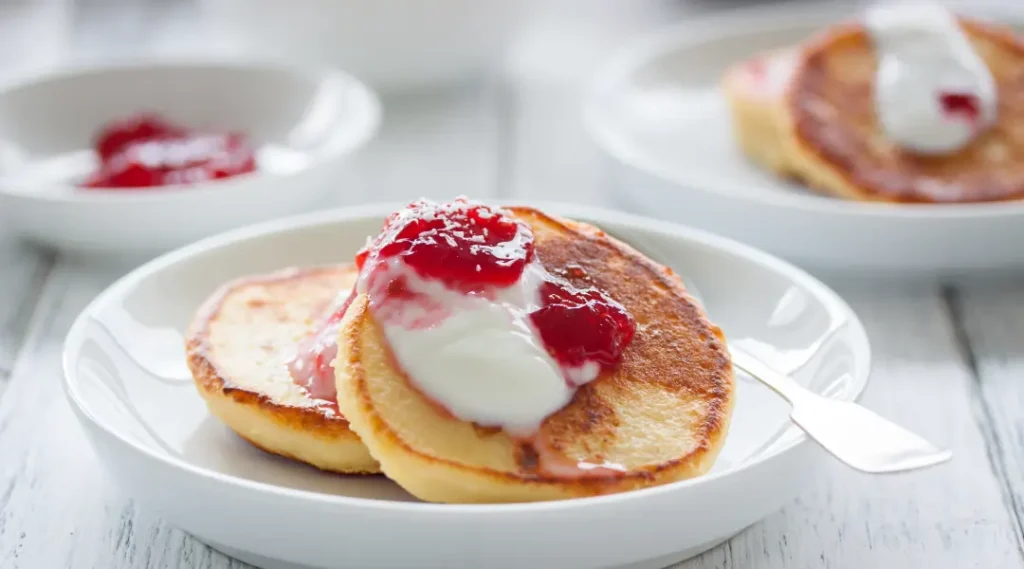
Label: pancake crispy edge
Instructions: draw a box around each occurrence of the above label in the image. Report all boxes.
[186,265,380,475]
[335,207,735,503]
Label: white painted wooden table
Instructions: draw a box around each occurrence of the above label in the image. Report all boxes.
[1,0,1022,567]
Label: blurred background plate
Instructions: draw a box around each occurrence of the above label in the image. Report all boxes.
[585,1,1024,281]
[0,60,380,254]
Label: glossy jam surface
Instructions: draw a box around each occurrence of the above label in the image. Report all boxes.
[367,199,535,293]
[531,280,635,383]
[360,199,634,379]
[82,113,257,189]
[363,199,635,416]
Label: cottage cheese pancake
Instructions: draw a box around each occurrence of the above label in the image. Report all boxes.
[185,265,379,474]
[333,199,734,503]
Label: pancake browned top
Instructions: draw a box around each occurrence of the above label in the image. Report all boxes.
[521,208,732,475]
[338,206,734,494]
[788,18,1024,203]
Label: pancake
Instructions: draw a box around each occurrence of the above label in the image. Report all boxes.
[727,15,1024,204]
[788,17,1024,203]
[334,207,735,503]
[186,265,379,474]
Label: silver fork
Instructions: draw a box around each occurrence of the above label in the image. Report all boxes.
[730,346,951,473]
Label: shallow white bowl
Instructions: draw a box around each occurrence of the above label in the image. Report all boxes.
[0,61,380,253]
[201,0,540,91]
[585,2,1024,280]
[63,202,870,569]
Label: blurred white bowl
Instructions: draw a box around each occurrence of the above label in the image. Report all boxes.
[0,60,380,253]
[201,0,541,90]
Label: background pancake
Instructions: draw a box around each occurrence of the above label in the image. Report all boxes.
[724,17,1024,204]
[786,18,1024,203]
[335,207,735,503]
[186,265,379,475]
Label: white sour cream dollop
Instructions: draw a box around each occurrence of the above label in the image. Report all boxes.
[866,1,997,154]
[358,259,600,436]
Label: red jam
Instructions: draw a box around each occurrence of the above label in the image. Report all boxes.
[82,113,257,189]
[530,280,635,383]
[366,198,535,292]
[287,289,356,404]
[939,92,981,124]
[289,198,636,402]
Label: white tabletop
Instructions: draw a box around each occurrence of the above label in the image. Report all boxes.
[1,1,1022,568]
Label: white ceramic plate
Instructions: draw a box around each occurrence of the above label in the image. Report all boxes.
[0,60,380,253]
[63,203,870,569]
[585,2,1024,280]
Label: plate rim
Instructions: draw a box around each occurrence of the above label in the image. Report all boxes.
[61,200,872,515]
[583,0,1024,220]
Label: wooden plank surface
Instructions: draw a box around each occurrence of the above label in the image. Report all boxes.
[0,239,53,393]
[954,284,1024,553]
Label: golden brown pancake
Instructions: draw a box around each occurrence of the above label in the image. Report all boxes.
[787,18,1024,203]
[334,207,735,503]
[186,265,379,474]
[724,17,1024,203]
